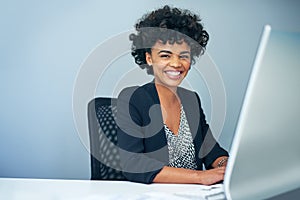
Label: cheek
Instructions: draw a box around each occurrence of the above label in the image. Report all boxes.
[152,60,168,70]
[151,64,163,75]
[183,61,191,70]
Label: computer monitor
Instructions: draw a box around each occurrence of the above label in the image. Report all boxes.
[224,25,300,199]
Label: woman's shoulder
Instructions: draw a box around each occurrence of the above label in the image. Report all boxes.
[118,82,155,95]
[117,82,158,104]
[177,86,199,98]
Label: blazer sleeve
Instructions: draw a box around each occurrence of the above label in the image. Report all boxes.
[195,92,229,169]
[116,87,165,183]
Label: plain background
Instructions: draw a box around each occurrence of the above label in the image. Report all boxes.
[1,0,300,180]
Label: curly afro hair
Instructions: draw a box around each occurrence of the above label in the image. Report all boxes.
[129,5,209,74]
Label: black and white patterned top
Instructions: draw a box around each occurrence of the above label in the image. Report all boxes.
[164,105,197,170]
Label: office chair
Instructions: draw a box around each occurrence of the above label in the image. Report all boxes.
[87,97,126,180]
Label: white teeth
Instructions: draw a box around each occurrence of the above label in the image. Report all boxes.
[165,71,180,76]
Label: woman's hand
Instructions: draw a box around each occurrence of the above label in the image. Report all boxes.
[196,167,226,185]
[212,156,229,168]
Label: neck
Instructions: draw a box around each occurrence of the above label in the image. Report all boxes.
[155,83,179,104]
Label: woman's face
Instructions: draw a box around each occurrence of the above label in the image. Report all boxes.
[145,40,191,89]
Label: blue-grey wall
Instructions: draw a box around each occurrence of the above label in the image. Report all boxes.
[1,0,299,180]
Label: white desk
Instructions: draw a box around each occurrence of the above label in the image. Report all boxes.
[0,178,224,200]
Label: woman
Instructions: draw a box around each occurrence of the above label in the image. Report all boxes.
[117,5,229,185]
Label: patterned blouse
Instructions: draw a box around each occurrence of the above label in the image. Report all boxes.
[164,105,197,170]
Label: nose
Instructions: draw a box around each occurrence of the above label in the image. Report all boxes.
[169,55,182,68]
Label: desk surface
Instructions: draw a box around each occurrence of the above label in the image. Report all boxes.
[0,178,223,200]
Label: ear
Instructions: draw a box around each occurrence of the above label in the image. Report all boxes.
[145,52,152,66]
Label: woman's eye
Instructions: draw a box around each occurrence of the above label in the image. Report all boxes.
[180,55,190,59]
[160,54,170,58]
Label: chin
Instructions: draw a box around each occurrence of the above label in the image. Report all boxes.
[165,80,183,88]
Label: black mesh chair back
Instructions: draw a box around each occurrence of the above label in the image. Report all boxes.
[88,97,126,180]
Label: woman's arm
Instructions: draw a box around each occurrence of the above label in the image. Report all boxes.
[153,166,226,185]
[153,155,228,185]
[117,86,167,183]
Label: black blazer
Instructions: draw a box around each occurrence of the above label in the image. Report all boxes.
[117,82,228,183]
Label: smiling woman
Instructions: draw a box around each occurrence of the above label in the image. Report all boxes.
[116,5,229,185]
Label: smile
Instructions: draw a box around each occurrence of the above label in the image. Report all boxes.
[164,70,183,79]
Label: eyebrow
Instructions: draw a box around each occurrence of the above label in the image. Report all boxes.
[158,50,191,55]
